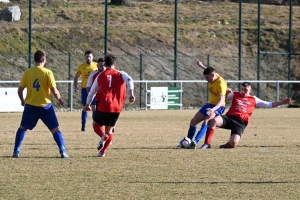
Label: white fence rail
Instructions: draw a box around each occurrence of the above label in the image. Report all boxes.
[1,80,300,111]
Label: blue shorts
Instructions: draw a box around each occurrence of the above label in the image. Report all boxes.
[20,103,59,130]
[81,88,96,106]
[199,103,226,116]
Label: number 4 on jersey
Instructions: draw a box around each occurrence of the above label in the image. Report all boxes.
[33,78,40,91]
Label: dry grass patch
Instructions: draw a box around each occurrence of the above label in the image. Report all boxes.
[0,108,299,199]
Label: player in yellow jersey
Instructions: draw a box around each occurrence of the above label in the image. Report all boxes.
[178,60,228,149]
[12,50,69,158]
[73,51,98,131]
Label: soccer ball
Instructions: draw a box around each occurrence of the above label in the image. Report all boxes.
[178,137,191,148]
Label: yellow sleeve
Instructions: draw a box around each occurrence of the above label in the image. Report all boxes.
[48,71,56,88]
[19,70,27,88]
[76,65,82,76]
[217,79,227,96]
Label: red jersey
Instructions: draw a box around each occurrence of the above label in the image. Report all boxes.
[97,68,127,113]
[226,92,256,125]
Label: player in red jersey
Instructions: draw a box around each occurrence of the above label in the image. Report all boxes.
[84,54,135,158]
[204,82,291,148]
[86,58,106,141]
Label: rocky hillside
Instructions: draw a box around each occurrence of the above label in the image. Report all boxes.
[0,0,299,108]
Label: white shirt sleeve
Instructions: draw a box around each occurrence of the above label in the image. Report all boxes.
[120,71,134,91]
[254,96,273,108]
[86,75,99,105]
[86,70,97,88]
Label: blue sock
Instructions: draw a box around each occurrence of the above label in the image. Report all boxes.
[81,111,88,127]
[53,131,66,153]
[92,111,96,120]
[187,126,197,140]
[13,128,27,154]
[194,124,208,144]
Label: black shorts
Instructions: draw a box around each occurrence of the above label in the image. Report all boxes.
[220,115,247,136]
[93,111,120,126]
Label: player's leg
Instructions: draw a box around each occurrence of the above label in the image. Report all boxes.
[12,105,39,157]
[91,98,97,119]
[93,121,104,138]
[97,126,114,158]
[97,112,120,158]
[93,110,106,150]
[191,113,216,149]
[192,105,226,149]
[81,88,89,131]
[13,126,27,158]
[199,115,225,149]
[186,108,206,140]
[41,104,69,158]
[220,117,246,148]
[186,103,213,142]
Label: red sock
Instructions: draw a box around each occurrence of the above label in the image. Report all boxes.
[204,128,215,145]
[101,134,113,153]
[93,123,104,138]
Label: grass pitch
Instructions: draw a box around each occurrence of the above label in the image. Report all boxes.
[0,109,299,199]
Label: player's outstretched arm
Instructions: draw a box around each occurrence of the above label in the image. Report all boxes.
[271,97,291,108]
[50,87,64,105]
[196,59,207,70]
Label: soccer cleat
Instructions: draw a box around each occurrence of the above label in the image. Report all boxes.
[200,144,211,149]
[97,152,105,158]
[190,140,198,149]
[12,153,19,158]
[220,144,228,149]
[97,134,109,150]
[60,152,69,158]
[96,140,104,151]
[81,126,85,132]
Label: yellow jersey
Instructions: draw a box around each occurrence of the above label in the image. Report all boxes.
[76,62,98,88]
[20,66,56,107]
[207,73,227,106]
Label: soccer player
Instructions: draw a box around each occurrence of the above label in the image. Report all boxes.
[179,60,227,149]
[84,54,135,158]
[73,50,98,131]
[86,58,109,138]
[12,50,69,158]
[203,82,291,148]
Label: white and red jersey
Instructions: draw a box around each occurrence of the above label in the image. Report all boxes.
[87,70,101,102]
[226,92,273,125]
[86,70,99,88]
[86,68,134,113]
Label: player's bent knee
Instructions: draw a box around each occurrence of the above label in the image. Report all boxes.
[50,127,59,133]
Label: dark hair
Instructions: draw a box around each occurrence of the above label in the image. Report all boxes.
[97,58,104,62]
[104,54,116,67]
[84,50,92,55]
[203,67,215,75]
[242,82,251,87]
[34,50,46,62]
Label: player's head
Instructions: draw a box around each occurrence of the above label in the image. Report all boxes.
[34,50,46,64]
[97,58,105,72]
[203,67,216,83]
[104,54,116,68]
[84,50,93,64]
[241,82,252,96]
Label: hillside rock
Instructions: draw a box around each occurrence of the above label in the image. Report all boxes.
[0,6,21,22]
